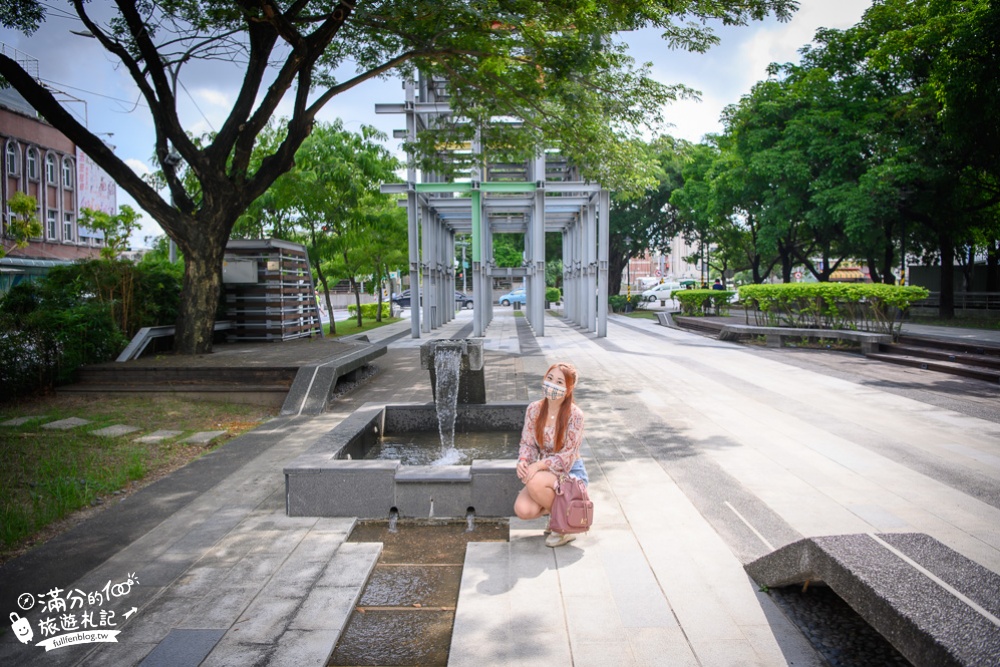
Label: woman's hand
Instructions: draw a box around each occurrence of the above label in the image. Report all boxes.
[517,461,546,484]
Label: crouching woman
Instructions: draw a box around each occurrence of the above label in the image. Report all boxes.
[514,361,588,547]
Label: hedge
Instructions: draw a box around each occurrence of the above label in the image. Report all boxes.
[738,282,929,335]
[545,287,561,303]
[608,294,645,313]
[672,289,736,316]
[347,303,392,319]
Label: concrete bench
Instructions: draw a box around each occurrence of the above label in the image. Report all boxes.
[116,321,234,362]
[279,341,387,416]
[718,324,890,354]
[746,533,1000,667]
[655,311,679,328]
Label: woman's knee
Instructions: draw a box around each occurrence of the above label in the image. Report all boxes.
[526,471,557,497]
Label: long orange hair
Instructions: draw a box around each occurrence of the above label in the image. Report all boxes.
[535,362,578,453]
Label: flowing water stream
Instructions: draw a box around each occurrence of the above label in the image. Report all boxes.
[432,345,463,464]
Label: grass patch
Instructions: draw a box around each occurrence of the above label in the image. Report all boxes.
[624,310,657,321]
[0,395,276,563]
[324,317,402,338]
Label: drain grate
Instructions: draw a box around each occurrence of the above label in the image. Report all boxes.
[329,519,508,667]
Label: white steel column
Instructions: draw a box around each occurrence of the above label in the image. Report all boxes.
[597,189,609,337]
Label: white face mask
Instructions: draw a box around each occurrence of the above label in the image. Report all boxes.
[543,380,566,401]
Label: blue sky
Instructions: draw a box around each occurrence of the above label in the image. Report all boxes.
[0,1,871,246]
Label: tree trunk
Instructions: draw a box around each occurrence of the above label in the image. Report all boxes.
[351,276,363,327]
[961,246,975,292]
[316,264,335,336]
[881,235,896,285]
[174,236,226,354]
[867,255,882,284]
[779,242,794,283]
[987,239,999,292]
[938,232,955,319]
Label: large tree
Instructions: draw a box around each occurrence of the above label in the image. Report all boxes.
[0,0,796,354]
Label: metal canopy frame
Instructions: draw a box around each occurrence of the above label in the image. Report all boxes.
[378,74,609,339]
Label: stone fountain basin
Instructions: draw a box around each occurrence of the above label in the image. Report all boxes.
[284,402,527,518]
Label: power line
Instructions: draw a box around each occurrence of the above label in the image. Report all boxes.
[38,77,148,110]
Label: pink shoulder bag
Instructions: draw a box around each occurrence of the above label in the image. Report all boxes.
[549,475,593,534]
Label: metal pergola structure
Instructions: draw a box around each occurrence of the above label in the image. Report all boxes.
[378,74,610,339]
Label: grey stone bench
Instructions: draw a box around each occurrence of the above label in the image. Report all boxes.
[745,533,1000,667]
[718,324,890,353]
[116,321,234,361]
[655,311,679,328]
[280,341,387,416]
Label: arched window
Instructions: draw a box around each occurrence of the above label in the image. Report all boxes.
[45,153,56,183]
[5,141,19,176]
[26,148,38,180]
[62,157,74,188]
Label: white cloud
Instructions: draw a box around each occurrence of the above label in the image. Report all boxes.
[735,0,872,93]
[125,158,150,177]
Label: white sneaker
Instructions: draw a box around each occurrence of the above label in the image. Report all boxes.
[545,532,577,548]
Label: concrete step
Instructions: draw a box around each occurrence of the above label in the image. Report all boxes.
[865,351,1000,384]
[898,333,1000,357]
[886,344,1000,370]
[76,365,296,387]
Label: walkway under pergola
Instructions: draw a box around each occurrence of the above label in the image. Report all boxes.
[378,75,610,339]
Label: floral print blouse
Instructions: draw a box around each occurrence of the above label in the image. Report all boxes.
[517,399,585,475]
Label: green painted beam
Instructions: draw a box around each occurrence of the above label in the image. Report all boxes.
[472,190,481,263]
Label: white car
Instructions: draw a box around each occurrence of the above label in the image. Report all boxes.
[640,282,681,302]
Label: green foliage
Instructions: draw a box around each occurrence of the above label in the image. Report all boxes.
[608,293,645,313]
[78,205,143,259]
[492,234,524,268]
[673,289,735,316]
[1,191,43,258]
[0,259,181,399]
[347,303,391,320]
[738,283,929,335]
[546,287,561,303]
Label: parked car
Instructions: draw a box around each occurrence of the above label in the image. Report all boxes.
[497,288,526,306]
[391,290,473,309]
[640,282,681,302]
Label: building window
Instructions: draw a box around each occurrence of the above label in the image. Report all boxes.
[64,213,74,242]
[6,141,19,175]
[63,158,74,188]
[45,153,56,184]
[27,148,38,180]
[47,209,57,240]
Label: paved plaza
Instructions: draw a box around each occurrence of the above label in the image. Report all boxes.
[2,309,999,666]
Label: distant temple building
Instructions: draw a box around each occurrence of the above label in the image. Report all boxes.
[1,44,113,291]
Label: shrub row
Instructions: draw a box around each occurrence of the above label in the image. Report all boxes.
[738,282,929,334]
[347,302,392,319]
[673,289,736,316]
[0,258,183,401]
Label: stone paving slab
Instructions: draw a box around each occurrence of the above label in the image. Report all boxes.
[1,415,46,426]
[180,430,227,444]
[91,424,142,437]
[135,430,183,443]
[40,416,91,430]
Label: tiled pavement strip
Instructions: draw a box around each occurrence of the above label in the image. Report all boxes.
[2,309,999,665]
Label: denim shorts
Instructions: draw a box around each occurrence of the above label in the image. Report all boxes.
[569,458,589,487]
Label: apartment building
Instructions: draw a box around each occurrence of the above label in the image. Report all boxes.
[1,79,112,290]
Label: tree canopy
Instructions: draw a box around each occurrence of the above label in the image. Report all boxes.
[0,0,797,353]
[652,0,998,313]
